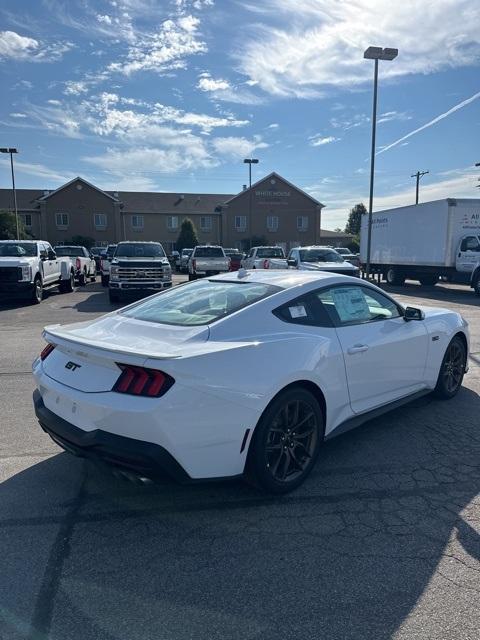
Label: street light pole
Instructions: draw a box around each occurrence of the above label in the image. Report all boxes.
[0,148,19,239]
[411,170,429,205]
[243,158,259,250]
[363,47,398,279]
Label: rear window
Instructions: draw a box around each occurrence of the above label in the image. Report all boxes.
[121,280,281,326]
[194,247,224,258]
[256,248,284,258]
[55,247,85,257]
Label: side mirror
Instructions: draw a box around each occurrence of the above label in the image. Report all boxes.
[47,250,56,260]
[404,306,425,322]
[287,258,297,267]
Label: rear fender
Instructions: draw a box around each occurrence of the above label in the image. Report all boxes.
[60,259,72,280]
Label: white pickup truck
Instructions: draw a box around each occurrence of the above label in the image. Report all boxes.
[241,246,289,270]
[54,246,96,285]
[188,246,231,280]
[0,240,74,304]
[100,244,117,287]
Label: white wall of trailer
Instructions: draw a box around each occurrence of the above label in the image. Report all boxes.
[360,199,480,268]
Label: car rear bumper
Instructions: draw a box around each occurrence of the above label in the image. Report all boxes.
[33,389,191,482]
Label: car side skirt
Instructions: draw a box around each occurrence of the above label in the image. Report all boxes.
[325,389,431,440]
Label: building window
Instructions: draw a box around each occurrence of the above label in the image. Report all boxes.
[267,215,279,232]
[200,216,212,232]
[131,214,144,231]
[94,213,107,230]
[21,214,32,228]
[297,216,308,232]
[235,215,246,231]
[55,212,69,229]
[167,215,178,231]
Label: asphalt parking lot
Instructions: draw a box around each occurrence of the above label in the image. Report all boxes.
[1,277,479,640]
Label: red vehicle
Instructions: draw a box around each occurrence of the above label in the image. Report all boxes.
[224,248,244,271]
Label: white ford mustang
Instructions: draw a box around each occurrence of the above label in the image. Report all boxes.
[33,270,469,493]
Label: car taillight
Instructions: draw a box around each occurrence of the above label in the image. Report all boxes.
[263,259,270,269]
[113,364,174,398]
[192,259,196,270]
[76,257,81,270]
[40,343,55,360]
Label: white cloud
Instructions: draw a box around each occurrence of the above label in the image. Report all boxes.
[107,15,206,75]
[0,157,73,184]
[47,99,62,105]
[267,123,279,129]
[211,136,269,159]
[330,113,369,131]
[377,110,412,124]
[377,91,480,155]
[197,73,231,92]
[9,112,27,118]
[64,80,90,96]
[237,0,480,97]
[96,14,113,25]
[309,134,339,147]
[0,30,72,63]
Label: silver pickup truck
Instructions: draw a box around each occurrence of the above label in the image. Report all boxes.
[188,246,230,280]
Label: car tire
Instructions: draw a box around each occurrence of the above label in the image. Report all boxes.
[101,275,109,287]
[386,268,405,286]
[61,271,74,293]
[79,271,87,286]
[419,275,438,286]
[31,276,43,305]
[245,387,324,494]
[109,289,120,303]
[434,336,466,400]
[188,274,196,281]
[90,272,96,283]
[472,272,480,296]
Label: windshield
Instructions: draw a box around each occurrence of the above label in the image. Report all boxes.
[194,247,224,258]
[54,247,85,257]
[299,249,344,263]
[256,248,284,258]
[122,280,280,326]
[0,242,37,257]
[181,249,193,257]
[335,248,350,256]
[115,243,165,258]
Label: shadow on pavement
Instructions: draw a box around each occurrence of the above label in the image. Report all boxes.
[380,281,480,307]
[1,387,480,639]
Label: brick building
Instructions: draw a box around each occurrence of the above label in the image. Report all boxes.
[0,171,351,251]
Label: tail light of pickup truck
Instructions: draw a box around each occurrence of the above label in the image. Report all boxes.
[113,364,174,398]
[76,258,81,271]
[263,259,270,269]
[192,259,196,271]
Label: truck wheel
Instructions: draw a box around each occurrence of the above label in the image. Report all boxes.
[472,273,480,296]
[90,271,96,283]
[109,289,120,303]
[386,268,405,286]
[61,271,74,293]
[101,275,109,287]
[188,274,196,281]
[31,277,43,305]
[79,270,87,286]
[419,275,438,286]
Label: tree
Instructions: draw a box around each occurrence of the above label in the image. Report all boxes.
[0,210,29,240]
[65,235,96,250]
[176,218,198,252]
[345,203,367,236]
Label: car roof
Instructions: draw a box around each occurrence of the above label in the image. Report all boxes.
[0,239,39,243]
[210,269,358,289]
[295,245,336,250]
[117,241,161,245]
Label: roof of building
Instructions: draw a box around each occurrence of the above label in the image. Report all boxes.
[319,229,353,238]
[112,191,234,214]
[0,189,43,211]
[38,177,119,202]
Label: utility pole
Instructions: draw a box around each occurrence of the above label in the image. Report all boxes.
[411,170,429,205]
[243,158,259,250]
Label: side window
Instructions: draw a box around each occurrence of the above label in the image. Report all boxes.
[39,243,48,259]
[316,286,401,326]
[273,294,332,327]
[460,236,480,252]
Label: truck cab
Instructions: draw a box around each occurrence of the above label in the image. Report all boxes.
[456,235,480,292]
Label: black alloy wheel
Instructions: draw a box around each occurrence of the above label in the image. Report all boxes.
[246,388,323,493]
[434,336,466,399]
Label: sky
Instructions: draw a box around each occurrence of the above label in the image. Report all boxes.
[0,0,479,229]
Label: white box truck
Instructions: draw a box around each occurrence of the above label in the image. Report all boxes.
[360,198,480,293]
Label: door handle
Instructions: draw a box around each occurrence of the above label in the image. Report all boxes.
[347,344,369,354]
